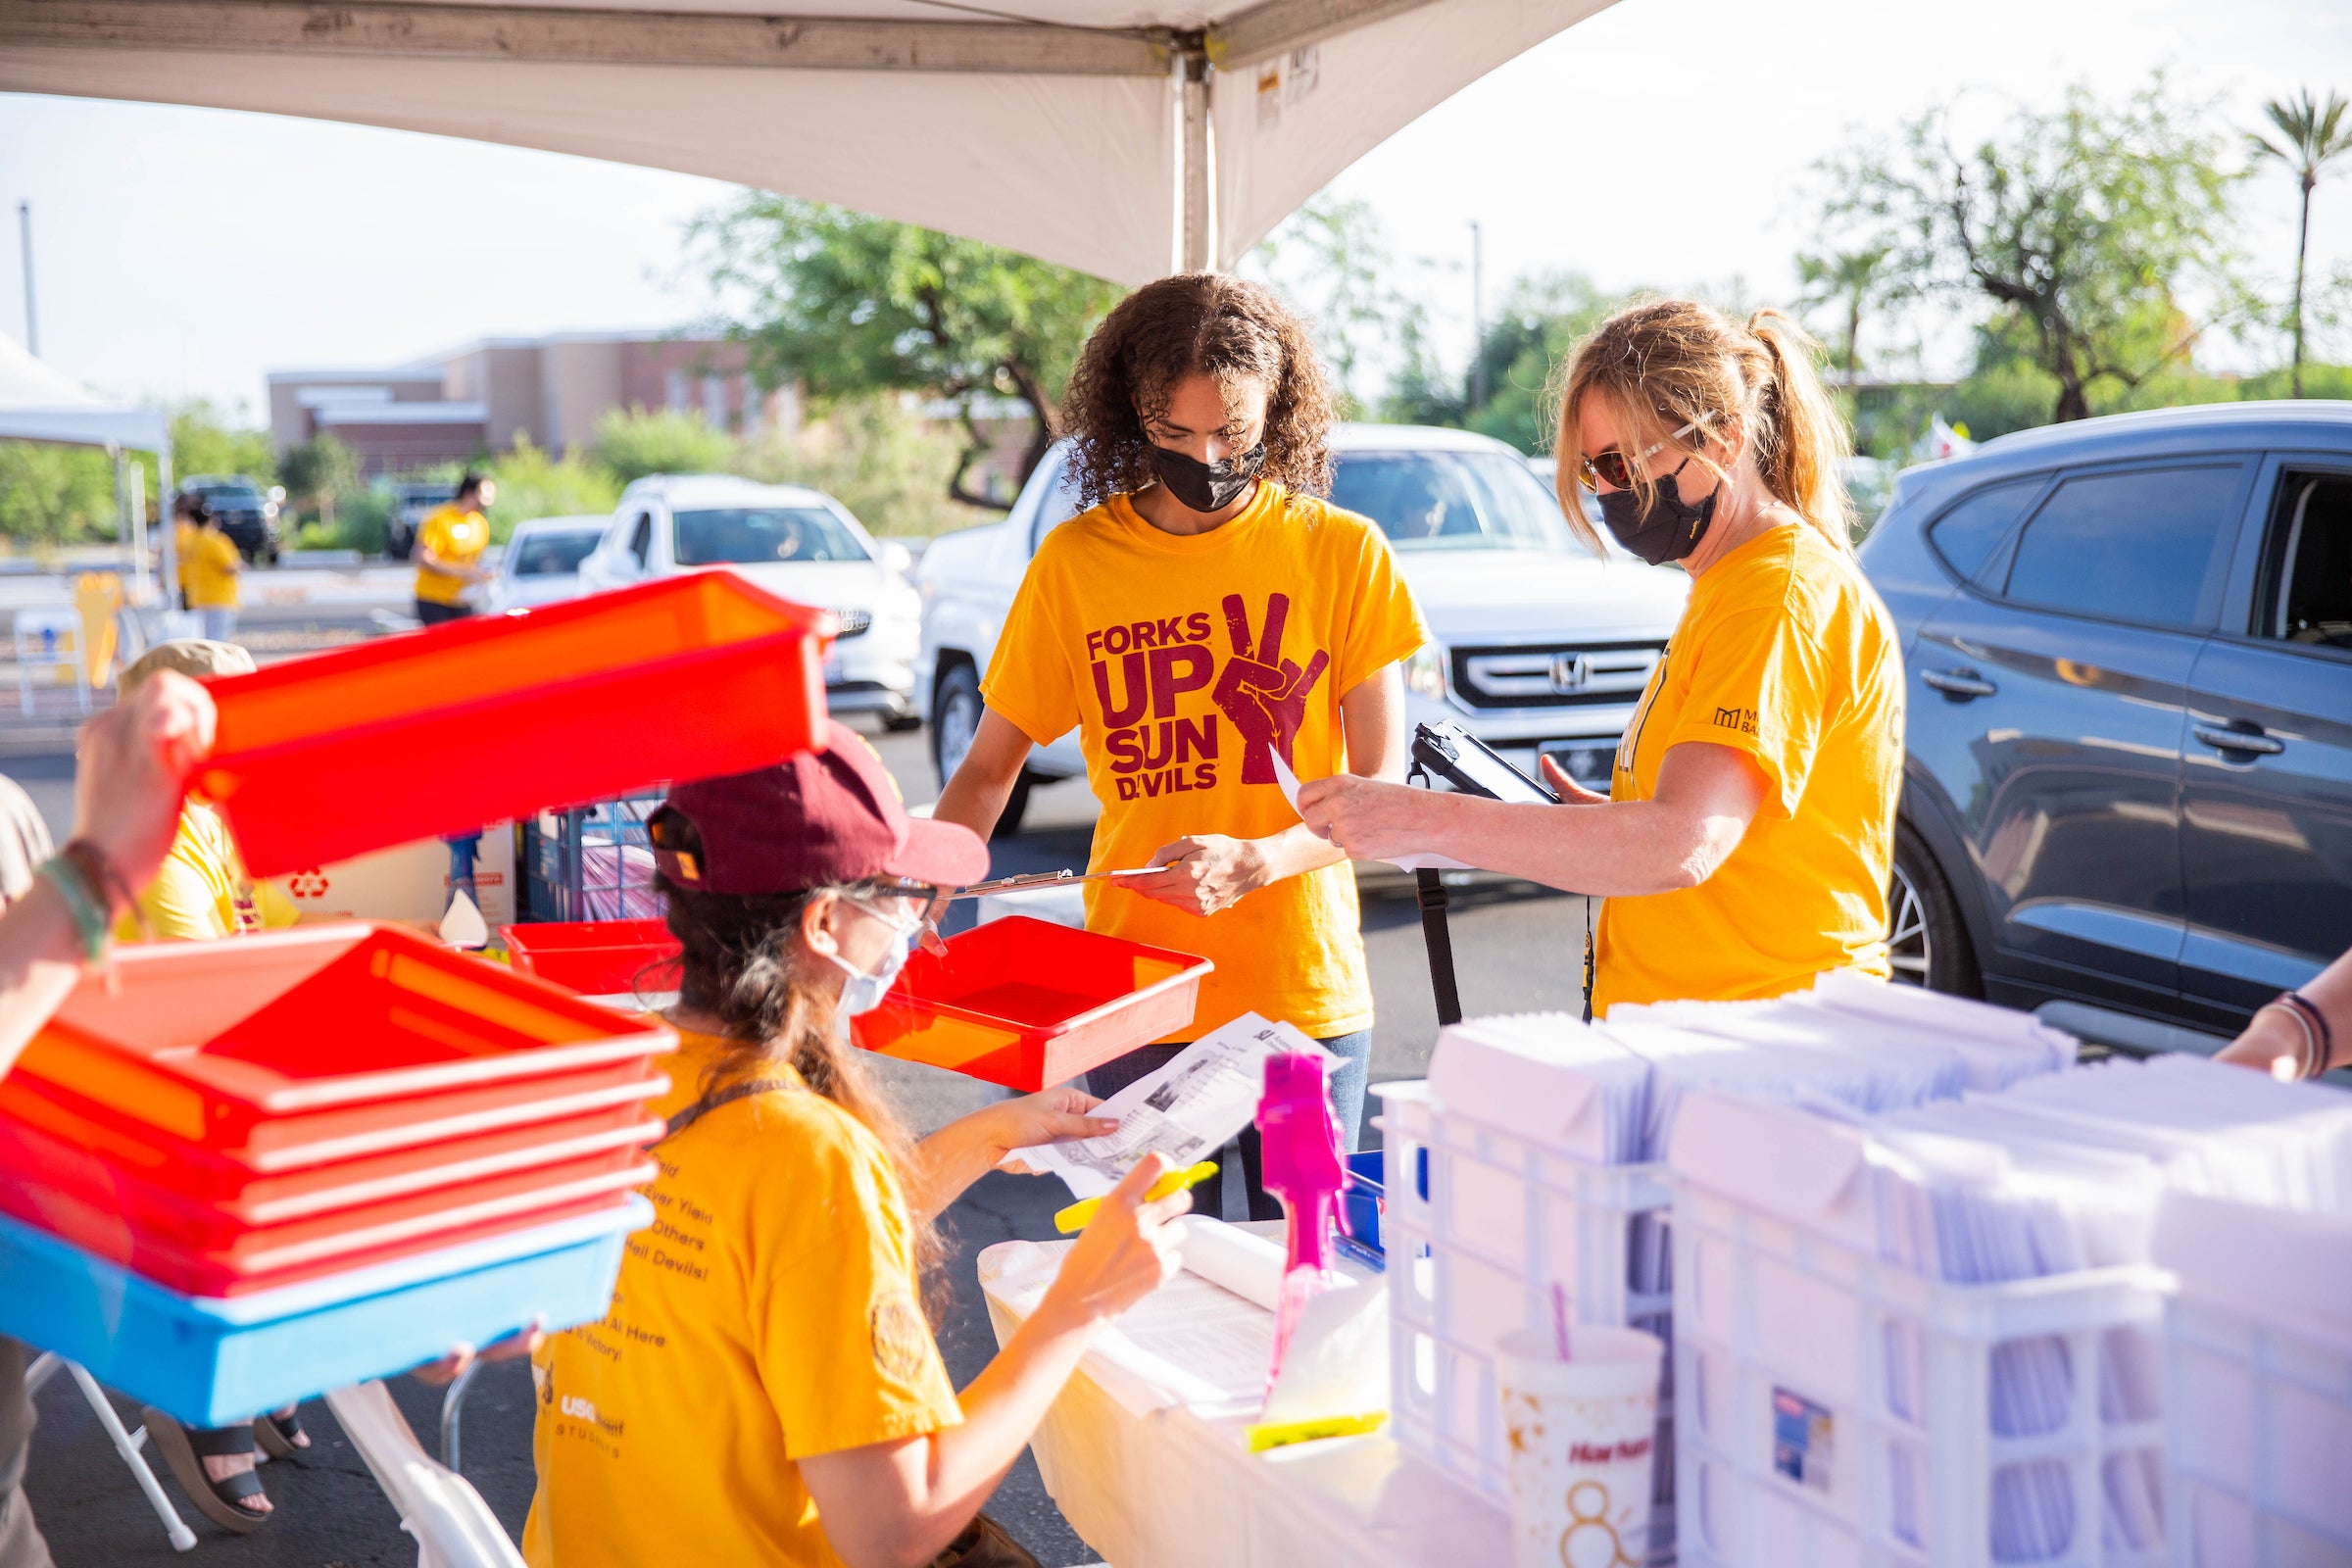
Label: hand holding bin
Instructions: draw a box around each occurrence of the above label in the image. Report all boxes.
[0,922,675,1414]
[1494,1324,1664,1568]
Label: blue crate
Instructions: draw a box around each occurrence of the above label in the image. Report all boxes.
[0,1199,649,1425]
[1340,1151,1386,1263]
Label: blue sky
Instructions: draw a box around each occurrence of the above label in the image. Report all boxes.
[3,0,2350,416]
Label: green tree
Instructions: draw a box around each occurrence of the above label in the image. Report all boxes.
[1380,272,1632,453]
[278,433,359,529]
[1820,81,2243,422]
[168,400,276,487]
[0,442,119,549]
[2247,88,2352,397]
[1795,246,1897,387]
[481,438,623,543]
[593,407,740,485]
[695,195,1119,507]
[743,393,995,539]
[1245,194,1433,415]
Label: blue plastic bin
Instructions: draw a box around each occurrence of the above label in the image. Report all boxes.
[1341,1151,1385,1261]
[0,1199,648,1425]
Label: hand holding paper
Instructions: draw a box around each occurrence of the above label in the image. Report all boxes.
[1275,754,1470,872]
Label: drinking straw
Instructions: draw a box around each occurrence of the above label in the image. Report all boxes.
[1550,1282,1572,1360]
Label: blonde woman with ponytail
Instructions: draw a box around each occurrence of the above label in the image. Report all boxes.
[1301,299,1905,1015]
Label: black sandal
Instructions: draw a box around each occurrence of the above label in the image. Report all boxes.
[254,1406,309,1460]
[141,1409,271,1534]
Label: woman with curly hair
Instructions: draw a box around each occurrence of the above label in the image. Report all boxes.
[933,273,1429,1209]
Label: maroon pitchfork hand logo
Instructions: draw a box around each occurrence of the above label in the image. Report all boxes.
[1211,592,1329,785]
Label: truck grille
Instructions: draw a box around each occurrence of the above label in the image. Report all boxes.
[1448,639,1662,710]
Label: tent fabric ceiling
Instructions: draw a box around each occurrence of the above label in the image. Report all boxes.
[0,0,1611,284]
[0,330,169,452]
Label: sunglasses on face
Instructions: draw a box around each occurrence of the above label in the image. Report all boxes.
[1578,416,1711,492]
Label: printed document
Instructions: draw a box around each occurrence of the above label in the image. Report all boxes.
[1012,1012,1331,1200]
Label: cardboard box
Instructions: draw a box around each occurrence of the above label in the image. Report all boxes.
[281,829,516,927]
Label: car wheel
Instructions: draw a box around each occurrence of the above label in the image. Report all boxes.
[1887,821,1979,996]
[883,710,924,733]
[931,662,1029,838]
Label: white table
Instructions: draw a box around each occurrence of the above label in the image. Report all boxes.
[978,1229,1508,1568]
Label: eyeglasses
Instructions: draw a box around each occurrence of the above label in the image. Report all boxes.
[1577,416,1710,493]
[846,878,950,928]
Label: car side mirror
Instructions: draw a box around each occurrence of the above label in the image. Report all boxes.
[881,540,912,574]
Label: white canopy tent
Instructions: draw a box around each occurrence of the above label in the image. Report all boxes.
[0,330,170,602]
[0,0,1616,284]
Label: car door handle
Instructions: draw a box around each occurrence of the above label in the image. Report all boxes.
[1922,666,1997,699]
[2193,723,2285,757]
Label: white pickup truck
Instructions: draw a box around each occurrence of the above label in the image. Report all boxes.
[913,423,1690,833]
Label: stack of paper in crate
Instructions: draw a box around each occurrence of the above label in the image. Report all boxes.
[1668,1052,2352,1568]
[0,923,675,1425]
[1377,977,2080,1558]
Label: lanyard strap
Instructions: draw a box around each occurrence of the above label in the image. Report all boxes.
[662,1077,799,1142]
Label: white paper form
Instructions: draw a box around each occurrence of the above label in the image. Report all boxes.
[1010,1013,1333,1200]
[1268,752,1470,872]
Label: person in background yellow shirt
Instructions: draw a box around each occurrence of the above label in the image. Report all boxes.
[413,471,495,626]
[1303,299,1903,1019]
[105,639,309,1533]
[181,507,244,645]
[172,491,204,612]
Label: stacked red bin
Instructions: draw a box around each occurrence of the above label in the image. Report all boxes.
[0,923,676,1298]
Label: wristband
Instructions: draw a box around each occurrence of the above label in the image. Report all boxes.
[36,855,112,966]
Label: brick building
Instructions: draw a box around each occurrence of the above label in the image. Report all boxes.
[268,331,797,475]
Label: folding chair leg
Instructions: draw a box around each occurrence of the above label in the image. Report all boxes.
[63,1363,196,1552]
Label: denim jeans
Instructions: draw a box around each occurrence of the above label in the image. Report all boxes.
[1085,1029,1371,1223]
[197,608,237,643]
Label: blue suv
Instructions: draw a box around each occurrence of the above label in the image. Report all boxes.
[1860,402,2352,1047]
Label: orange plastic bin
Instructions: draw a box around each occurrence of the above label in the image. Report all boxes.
[851,916,1211,1091]
[503,920,682,998]
[9,924,677,1154]
[196,573,835,877]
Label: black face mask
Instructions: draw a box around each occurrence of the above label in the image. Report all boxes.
[1149,442,1265,514]
[1597,457,1718,565]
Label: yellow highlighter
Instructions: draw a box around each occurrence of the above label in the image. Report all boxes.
[1053,1160,1218,1234]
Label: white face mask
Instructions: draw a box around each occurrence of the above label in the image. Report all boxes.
[823,896,922,1017]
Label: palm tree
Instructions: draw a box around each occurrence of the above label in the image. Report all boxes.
[2249,89,2352,397]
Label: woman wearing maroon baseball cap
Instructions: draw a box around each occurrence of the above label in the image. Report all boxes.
[523,721,1191,1568]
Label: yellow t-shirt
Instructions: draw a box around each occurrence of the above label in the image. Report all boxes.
[414,503,490,606]
[123,801,300,943]
[183,528,241,611]
[984,481,1429,1040]
[1594,522,1903,1015]
[172,521,199,594]
[522,1029,960,1568]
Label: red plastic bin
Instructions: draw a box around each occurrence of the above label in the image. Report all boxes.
[0,1093,660,1295]
[196,572,835,876]
[0,1165,650,1298]
[0,1075,665,1224]
[503,920,682,998]
[9,924,677,1155]
[851,916,1212,1090]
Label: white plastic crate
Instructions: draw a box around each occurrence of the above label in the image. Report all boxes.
[1376,1080,1677,1555]
[2154,1192,2352,1566]
[1673,1177,2171,1568]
